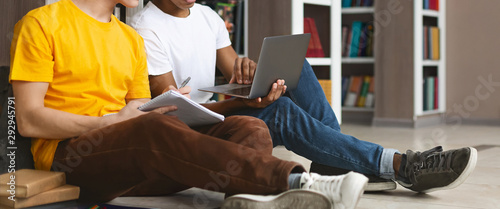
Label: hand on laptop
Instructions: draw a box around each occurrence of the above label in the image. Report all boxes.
[239,79,286,108]
[229,57,257,85]
[165,85,191,99]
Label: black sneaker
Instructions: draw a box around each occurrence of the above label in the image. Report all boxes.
[396,146,478,193]
[310,162,396,192]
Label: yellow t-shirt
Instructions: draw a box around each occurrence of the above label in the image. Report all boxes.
[9,0,151,171]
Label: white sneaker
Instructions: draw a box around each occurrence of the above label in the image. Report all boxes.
[221,189,332,209]
[300,171,368,209]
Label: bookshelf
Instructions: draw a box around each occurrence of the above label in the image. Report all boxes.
[373,0,446,127]
[414,0,446,117]
[340,2,376,122]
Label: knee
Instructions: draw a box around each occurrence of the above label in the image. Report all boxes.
[273,97,294,107]
[225,116,268,133]
[225,116,273,148]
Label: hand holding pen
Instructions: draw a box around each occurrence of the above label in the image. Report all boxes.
[166,77,191,99]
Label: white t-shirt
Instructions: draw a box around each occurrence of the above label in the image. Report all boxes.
[130,2,231,103]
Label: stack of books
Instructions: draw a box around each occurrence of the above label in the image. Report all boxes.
[0,169,79,208]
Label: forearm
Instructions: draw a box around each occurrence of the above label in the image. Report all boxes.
[202,98,247,115]
[16,106,103,139]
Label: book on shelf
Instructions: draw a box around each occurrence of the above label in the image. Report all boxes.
[342,0,374,8]
[342,0,352,8]
[344,76,362,107]
[423,0,439,11]
[423,26,440,60]
[349,21,363,57]
[342,75,374,108]
[364,76,375,108]
[318,79,332,105]
[304,17,325,57]
[0,169,66,198]
[342,22,374,58]
[423,76,438,111]
[364,23,374,57]
[427,76,435,110]
[434,77,439,109]
[423,26,428,59]
[431,27,440,60]
[357,76,371,107]
[341,26,350,57]
[341,76,350,105]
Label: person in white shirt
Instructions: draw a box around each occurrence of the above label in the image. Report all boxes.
[130,0,478,200]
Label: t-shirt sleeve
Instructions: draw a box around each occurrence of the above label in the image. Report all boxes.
[126,36,151,100]
[10,15,54,83]
[136,28,173,76]
[208,8,232,50]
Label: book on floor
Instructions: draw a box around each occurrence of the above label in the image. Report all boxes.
[0,185,79,209]
[0,169,66,198]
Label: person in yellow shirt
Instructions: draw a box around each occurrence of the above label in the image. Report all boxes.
[9,0,368,208]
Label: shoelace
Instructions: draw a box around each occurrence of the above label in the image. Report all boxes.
[407,146,453,183]
[302,173,343,205]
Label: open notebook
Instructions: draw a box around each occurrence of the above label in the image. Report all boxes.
[139,90,224,127]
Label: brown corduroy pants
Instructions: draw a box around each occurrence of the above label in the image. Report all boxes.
[51,113,304,202]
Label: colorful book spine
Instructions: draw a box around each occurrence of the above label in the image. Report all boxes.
[431,27,440,60]
[357,76,371,107]
[318,79,332,105]
[365,23,374,57]
[344,76,363,107]
[434,77,439,109]
[423,77,428,111]
[342,0,352,8]
[349,21,363,57]
[342,26,349,57]
[426,76,435,110]
[341,76,350,105]
[423,26,428,59]
[364,76,375,108]
[304,18,325,57]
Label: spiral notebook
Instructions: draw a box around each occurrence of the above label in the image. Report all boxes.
[138,90,224,127]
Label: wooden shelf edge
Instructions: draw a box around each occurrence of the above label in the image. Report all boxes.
[342,7,375,14]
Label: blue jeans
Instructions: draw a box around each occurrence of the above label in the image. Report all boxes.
[230,60,398,179]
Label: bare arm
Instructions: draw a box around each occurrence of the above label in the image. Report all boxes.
[149,72,191,99]
[13,81,176,139]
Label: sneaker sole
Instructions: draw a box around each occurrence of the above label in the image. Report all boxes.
[421,147,478,193]
[221,189,332,209]
[365,181,397,192]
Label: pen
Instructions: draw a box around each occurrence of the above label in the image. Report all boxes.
[179,76,191,88]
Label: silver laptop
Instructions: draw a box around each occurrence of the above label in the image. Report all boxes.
[198,33,311,99]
